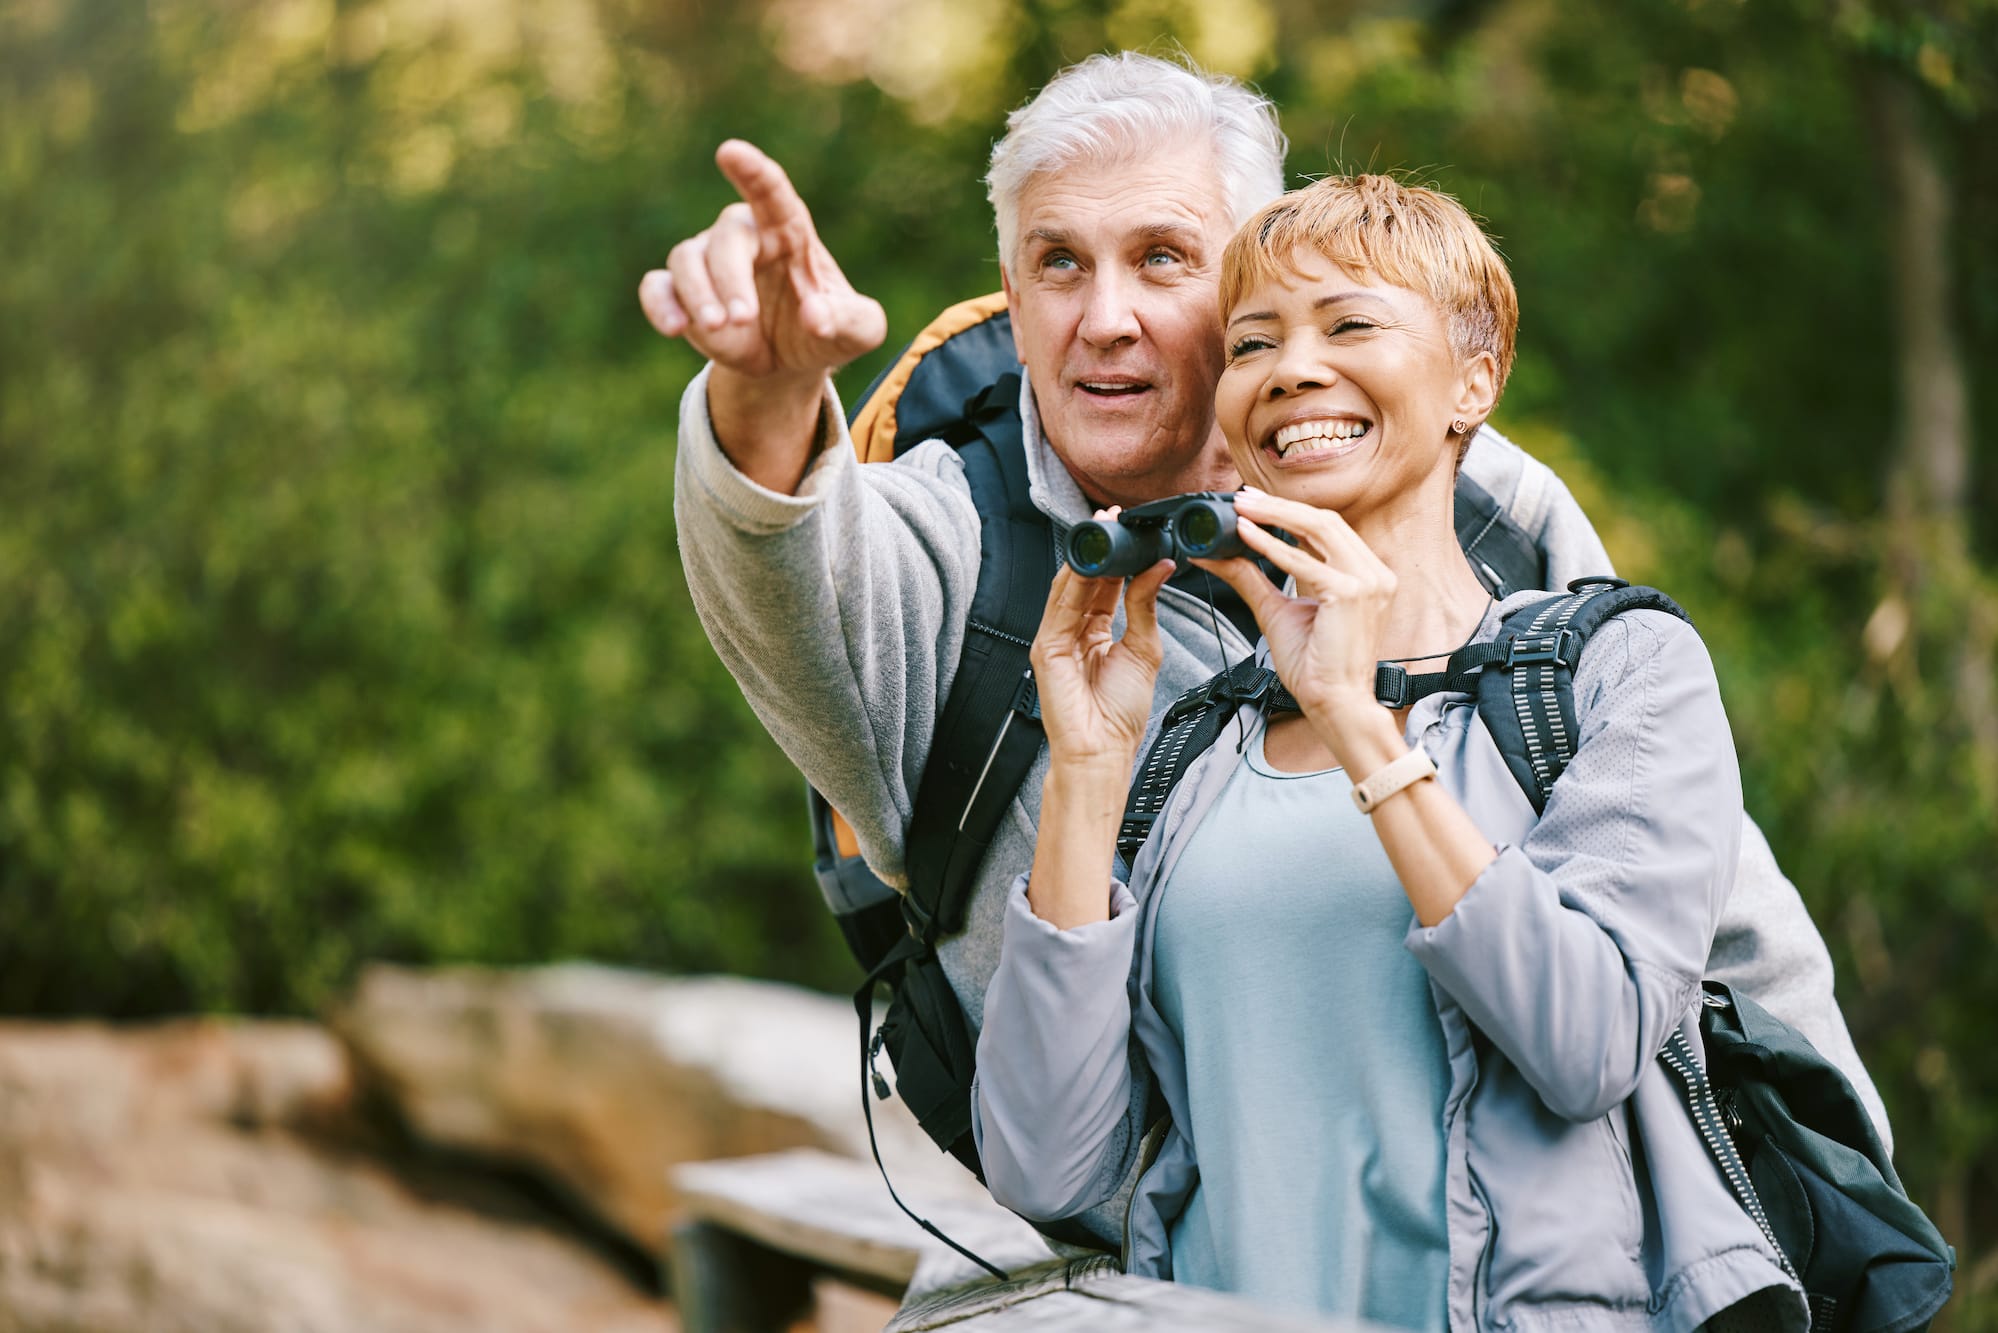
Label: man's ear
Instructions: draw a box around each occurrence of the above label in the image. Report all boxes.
[1454,351,1499,430]
[1001,267,1027,366]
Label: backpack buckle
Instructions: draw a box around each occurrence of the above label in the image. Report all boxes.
[900,889,939,941]
[1506,630,1574,669]
[1375,664,1412,708]
[1166,661,1273,723]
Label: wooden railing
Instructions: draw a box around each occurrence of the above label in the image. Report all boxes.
[670,1149,1380,1332]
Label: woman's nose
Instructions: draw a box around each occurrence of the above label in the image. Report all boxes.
[1268,344,1335,397]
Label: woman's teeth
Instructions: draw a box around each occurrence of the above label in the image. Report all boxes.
[1273,419,1371,458]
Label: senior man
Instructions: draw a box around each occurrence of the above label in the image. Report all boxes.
[641,53,1890,1216]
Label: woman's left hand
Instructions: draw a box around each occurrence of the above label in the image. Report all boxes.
[1194,487,1397,760]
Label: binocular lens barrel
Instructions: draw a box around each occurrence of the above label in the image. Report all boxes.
[1172,499,1242,559]
[1066,520,1169,578]
[1063,494,1247,577]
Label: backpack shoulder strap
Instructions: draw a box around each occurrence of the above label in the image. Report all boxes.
[1453,471,1546,598]
[1474,577,1693,811]
[811,298,1049,949]
[901,374,1056,939]
[1117,657,1281,869]
[850,292,1012,462]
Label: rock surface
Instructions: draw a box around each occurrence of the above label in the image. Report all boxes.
[329,963,984,1260]
[0,1019,675,1333]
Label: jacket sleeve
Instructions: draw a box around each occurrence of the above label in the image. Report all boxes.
[672,365,981,889]
[1407,610,1741,1122]
[972,876,1144,1222]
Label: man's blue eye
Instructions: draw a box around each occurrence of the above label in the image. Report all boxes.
[1145,250,1177,266]
[1045,254,1077,270]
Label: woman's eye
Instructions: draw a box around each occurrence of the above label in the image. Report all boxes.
[1228,336,1273,357]
[1330,318,1376,335]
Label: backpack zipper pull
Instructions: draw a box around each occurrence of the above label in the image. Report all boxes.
[868,1028,893,1101]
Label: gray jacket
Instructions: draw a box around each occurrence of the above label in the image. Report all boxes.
[671,363,1891,1220]
[972,605,1807,1332]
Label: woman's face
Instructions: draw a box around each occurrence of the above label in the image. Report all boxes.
[1215,248,1487,522]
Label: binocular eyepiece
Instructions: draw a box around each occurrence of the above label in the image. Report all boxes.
[1065,492,1247,578]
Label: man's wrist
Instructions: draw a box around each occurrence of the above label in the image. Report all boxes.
[708,366,832,494]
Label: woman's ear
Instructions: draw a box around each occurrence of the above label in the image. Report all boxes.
[1453,351,1499,430]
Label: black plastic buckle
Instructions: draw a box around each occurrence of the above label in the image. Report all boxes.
[1505,630,1574,669]
[1165,662,1273,723]
[1375,664,1412,708]
[1567,576,1629,592]
[900,889,938,941]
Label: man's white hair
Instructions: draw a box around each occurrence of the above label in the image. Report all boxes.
[986,51,1288,274]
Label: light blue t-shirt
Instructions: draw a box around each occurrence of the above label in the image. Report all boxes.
[1152,722,1451,1331]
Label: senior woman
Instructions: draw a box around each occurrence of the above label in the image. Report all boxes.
[971,175,1803,1333]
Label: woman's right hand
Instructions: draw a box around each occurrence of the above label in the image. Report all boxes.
[1028,545,1175,774]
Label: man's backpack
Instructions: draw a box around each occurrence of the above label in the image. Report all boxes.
[813,294,1554,1251]
[1125,578,1955,1329]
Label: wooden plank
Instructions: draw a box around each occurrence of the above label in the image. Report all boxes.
[673,1149,1046,1287]
[940,1279,1386,1332]
[886,1256,1111,1333]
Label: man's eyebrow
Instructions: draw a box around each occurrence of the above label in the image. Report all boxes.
[1134,222,1202,246]
[1024,227,1070,247]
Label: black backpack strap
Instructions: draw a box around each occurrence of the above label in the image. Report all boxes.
[1119,656,1276,868]
[901,373,1056,941]
[1454,472,1545,598]
[1476,577,1693,811]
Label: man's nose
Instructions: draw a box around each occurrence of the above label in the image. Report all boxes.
[1078,270,1142,348]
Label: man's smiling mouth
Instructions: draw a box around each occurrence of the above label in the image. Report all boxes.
[1077,377,1152,398]
[1267,416,1373,460]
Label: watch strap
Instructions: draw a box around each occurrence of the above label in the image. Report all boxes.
[1351,746,1438,814]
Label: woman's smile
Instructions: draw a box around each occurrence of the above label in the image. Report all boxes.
[1264,413,1375,466]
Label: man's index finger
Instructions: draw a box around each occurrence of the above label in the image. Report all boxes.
[714,140,813,257]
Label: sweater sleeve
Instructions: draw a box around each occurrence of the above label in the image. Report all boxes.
[1407,611,1742,1121]
[672,365,982,888]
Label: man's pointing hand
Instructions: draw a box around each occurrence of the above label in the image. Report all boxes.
[640,141,885,383]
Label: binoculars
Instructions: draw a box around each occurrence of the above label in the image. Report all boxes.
[1065,492,1247,578]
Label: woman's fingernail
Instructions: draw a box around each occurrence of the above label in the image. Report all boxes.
[699,302,725,327]
[727,299,753,322]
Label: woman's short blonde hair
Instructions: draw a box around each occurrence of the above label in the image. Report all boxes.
[1219,174,1519,398]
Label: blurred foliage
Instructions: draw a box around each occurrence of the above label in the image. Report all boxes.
[2,0,1996,1312]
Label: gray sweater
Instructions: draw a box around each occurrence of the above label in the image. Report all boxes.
[671,364,1891,1156]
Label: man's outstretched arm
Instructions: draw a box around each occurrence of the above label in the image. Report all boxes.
[638,140,885,495]
[644,143,979,888]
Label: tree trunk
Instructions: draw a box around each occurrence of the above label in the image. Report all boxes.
[1859,62,1996,790]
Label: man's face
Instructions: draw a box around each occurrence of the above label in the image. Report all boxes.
[1001,145,1240,507]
